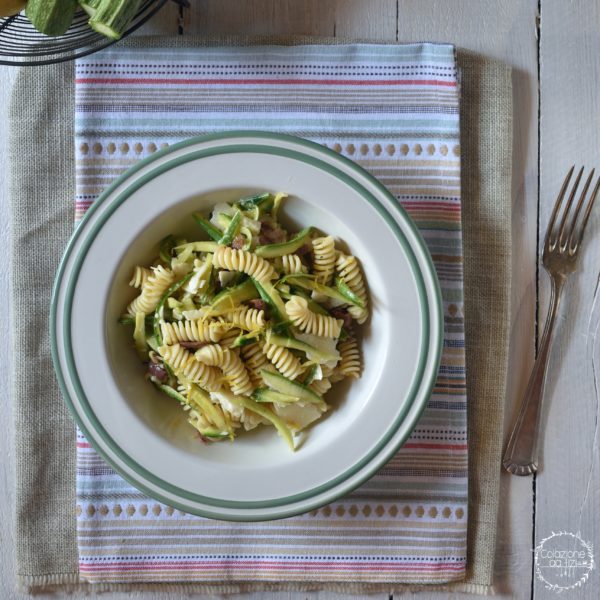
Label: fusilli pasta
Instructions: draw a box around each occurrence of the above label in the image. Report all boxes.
[212,245,275,282]
[127,265,175,316]
[336,253,368,324]
[129,266,152,289]
[311,236,336,284]
[222,307,265,331]
[160,319,226,345]
[263,340,304,380]
[285,295,343,338]
[337,337,362,378]
[280,253,307,275]
[195,344,254,396]
[158,344,221,391]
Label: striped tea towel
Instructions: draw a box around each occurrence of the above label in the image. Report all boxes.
[74,42,466,587]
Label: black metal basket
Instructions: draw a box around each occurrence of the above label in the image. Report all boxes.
[0,0,169,66]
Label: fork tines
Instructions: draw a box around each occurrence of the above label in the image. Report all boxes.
[546,166,600,255]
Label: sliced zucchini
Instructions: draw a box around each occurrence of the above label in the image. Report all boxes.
[89,0,141,41]
[235,395,295,450]
[260,369,326,407]
[133,311,147,359]
[266,329,337,362]
[192,211,222,241]
[218,209,242,245]
[152,271,193,342]
[174,241,219,253]
[210,278,259,312]
[252,278,287,325]
[188,384,232,435]
[283,274,358,307]
[252,388,300,404]
[334,276,366,309]
[255,226,313,258]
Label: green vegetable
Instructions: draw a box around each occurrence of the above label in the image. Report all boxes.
[155,383,230,440]
[255,227,313,258]
[218,210,242,245]
[175,241,219,254]
[238,192,271,211]
[283,274,357,307]
[271,192,287,221]
[260,370,326,408]
[302,364,319,385]
[159,234,177,263]
[198,429,230,440]
[210,278,259,312]
[26,0,78,36]
[192,211,222,241]
[252,388,300,404]
[78,0,102,17]
[89,0,141,40]
[188,384,232,436]
[266,329,337,362]
[229,329,263,348]
[146,335,159,353]
[252,278,288,326]
[119,314,153,327]
[334,276,365,309]
[236,395,295,450]
[153,272,193,343]
[155,383,187,404]
[133,312,147,359]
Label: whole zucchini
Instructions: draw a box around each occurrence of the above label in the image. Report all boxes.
[89,0,141,40]
[26,0,78,36]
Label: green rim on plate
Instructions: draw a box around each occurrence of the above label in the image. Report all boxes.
[51,131,443,521]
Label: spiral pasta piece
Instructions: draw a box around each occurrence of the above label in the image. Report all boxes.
[336,253,368,324]
[195,344,253,396]
[212,245,275,282]
[312,236,336,284]
[129,266,152,289]
[337,337,361,378]
[280,254,307,275]
[309,377,332,396]
[222,307,265,331]
[160,319,226,345]
[285,296,343,338]
[241,342,271,387]
[158,344,221,391]
[263,341,304,380]
[128,266,176,316]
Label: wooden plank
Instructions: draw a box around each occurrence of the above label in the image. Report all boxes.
[185,0,337,36]
[135,0,181,34]
[395,2,539,599]
[535,1,600,597]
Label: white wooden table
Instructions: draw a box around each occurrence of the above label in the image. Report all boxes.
[1,1,598,598]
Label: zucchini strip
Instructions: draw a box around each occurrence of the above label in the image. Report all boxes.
[153,271,193,343]
[193,212,222,241]
[236,396,295,450]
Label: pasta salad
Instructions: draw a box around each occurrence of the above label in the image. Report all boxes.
[121,192,368,450]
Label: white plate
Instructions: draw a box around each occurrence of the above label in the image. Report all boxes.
[51,132,442,521]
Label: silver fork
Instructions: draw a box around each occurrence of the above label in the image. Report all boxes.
[503,166,600,475]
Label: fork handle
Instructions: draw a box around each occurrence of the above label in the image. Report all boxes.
[502,275,566,475]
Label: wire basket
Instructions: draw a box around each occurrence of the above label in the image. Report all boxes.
[0,0,169,66]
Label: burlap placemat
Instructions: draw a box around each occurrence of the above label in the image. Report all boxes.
[10,36,511,595]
